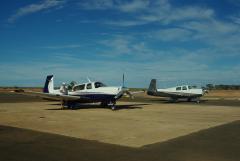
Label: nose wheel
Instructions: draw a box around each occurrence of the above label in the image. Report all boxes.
[111,105,116,110]
[108,101,116,110]
[196,98,201,103]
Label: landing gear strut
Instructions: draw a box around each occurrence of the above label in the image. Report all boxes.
[100,100,116,110]
[196,98,200,104]
[111,104,116,110]
[109,100,116,110]
[61,100,76,109]
[67,101,76,109]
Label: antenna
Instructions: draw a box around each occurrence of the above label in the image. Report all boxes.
[122,73,125,87]
[87,77,91,83]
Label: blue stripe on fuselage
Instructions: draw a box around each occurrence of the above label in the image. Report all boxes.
[72,94,117,102]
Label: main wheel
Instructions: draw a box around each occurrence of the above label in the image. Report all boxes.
[111,105,116,110]
[170,98,177,103]
[109,100,116,110]
[67,102,75,109]
[187,98,192,102]
[196,99,200,104]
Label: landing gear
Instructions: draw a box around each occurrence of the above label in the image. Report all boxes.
[67,102,76,109]
[61,100,65,109]
[109,100,117,111]
[187,98,192,102]
[101,100,116,110]
[101,100,116,111]
[196,98,201,104]
[61,100,76,109]
[111,105,116,110]
[191,97,201,103]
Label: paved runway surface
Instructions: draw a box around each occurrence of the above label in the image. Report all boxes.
[0,121,239,161]
[0,93,240,161]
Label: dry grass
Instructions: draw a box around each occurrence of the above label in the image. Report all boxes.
[205,90,240,98]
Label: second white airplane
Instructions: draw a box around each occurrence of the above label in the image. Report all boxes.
[147,79,205,103]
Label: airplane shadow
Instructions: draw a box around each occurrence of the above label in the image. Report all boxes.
[45,103,148,111]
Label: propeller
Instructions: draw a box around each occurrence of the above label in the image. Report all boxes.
[121,73,134,99]
[122,73,125,88]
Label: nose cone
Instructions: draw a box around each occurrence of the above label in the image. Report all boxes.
[113,86,123,95]
[199,88,206,96]
[114,86,124,99]
[118,86,122,92]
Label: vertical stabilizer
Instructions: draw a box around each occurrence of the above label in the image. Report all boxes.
[43,75,54,93]
[147,79,157,95]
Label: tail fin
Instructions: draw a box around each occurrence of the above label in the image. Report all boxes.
[147,79,157,95]
[43,75,54,93]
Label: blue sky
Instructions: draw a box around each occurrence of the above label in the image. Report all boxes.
[0,0,240,87]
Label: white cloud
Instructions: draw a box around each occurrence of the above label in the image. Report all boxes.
[80,0,215,26]
[166,7,214,23]
[137,2,214,25]
[8,0,65,23]
[98,35,155,58]
[118,0,149,12]
[79,0,148,12]
[230,13,240,25]
[180,20,240,52]
[79,0,114,10]
[104,19,148,26]
[43,44,83,49]
[150,28,193,42]
[99,36,132,55]
[3,0,240,86]
[1,51,239,87]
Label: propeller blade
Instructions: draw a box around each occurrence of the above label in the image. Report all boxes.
[122,73,125,88]
[125,90,134,99]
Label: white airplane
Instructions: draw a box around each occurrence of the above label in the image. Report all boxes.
[26,75,137,110]
[147,79,205,103]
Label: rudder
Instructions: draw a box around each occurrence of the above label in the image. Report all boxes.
[43,75,54,93]
[147,79,157,95]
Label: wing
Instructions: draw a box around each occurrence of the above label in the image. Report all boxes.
[129,91,145,95]
[124,90,145,99]
[19,91,82,101]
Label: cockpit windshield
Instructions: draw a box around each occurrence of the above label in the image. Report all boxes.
[94,82,106,88]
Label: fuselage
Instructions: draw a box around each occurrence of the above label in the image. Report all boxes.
[57,81,123,103]
[157,85,203,98]
[148,85,204,99]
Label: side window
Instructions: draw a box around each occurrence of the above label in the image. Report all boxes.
[73,84,85,91]
[192,85,197,89]
[94,82,106,88]
[182,86,187,90]
[188,86,192,89]
[176,87,181,91]
[87,83,92,89]
[95,82,101,88]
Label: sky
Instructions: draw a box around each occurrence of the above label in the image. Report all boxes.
[0,0,240,88]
